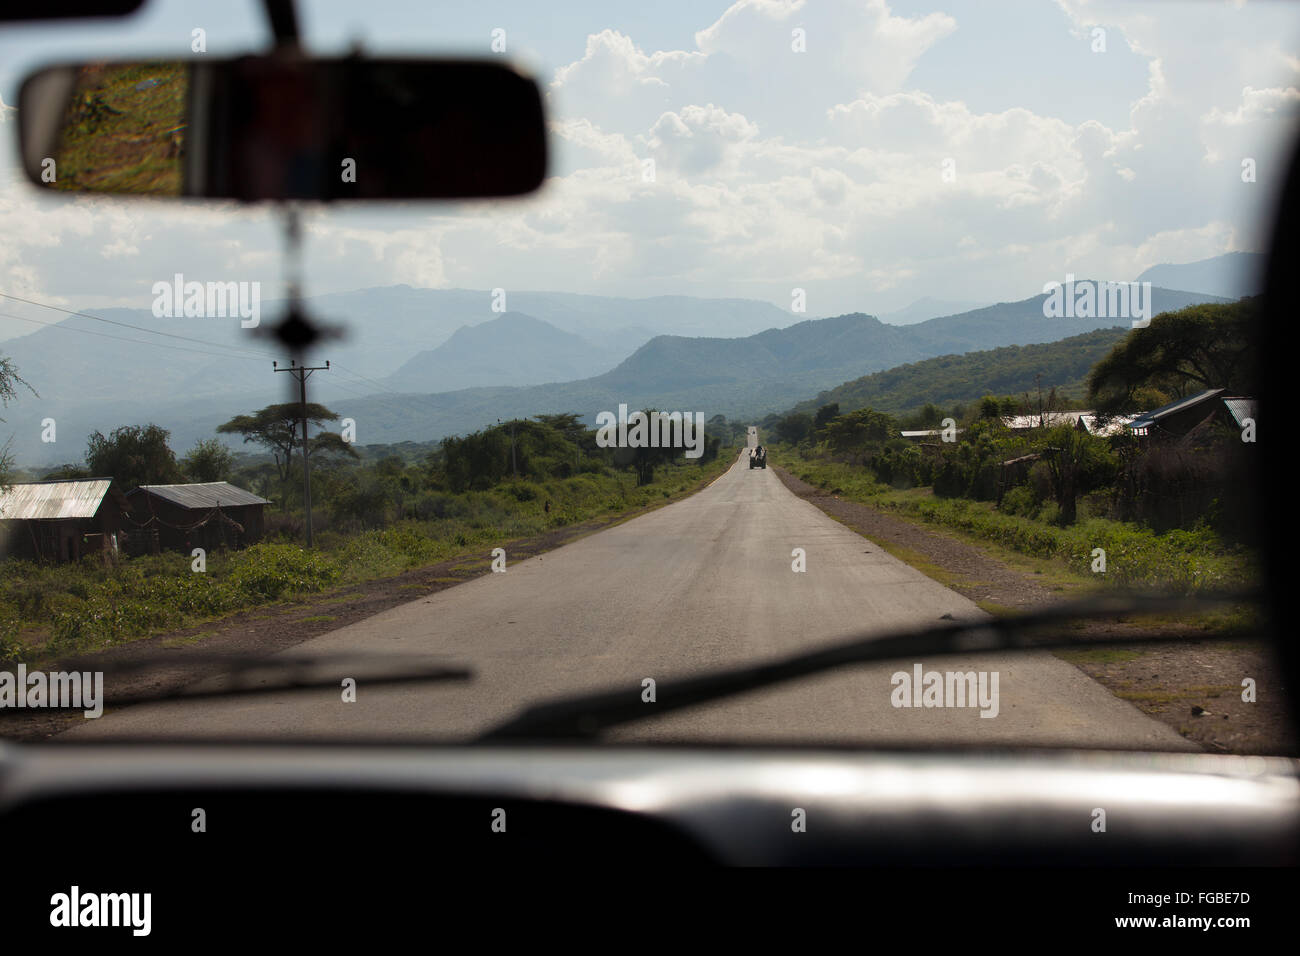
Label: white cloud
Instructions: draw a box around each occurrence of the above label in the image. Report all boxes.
[0,0,1293,325]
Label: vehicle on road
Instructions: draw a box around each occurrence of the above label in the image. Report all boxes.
[749,445,767,469]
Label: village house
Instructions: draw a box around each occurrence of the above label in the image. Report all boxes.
[125,481,270,555]
[999,410,1091,431]
[899,428,964,441]
[1126,389,1228,440]
[0,478,128,562]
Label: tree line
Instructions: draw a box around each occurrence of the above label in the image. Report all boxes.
[763,300,1258,537]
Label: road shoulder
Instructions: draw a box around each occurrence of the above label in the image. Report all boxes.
[772,465,1292,755]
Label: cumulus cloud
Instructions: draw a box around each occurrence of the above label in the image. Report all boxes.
[0,0,1295,327]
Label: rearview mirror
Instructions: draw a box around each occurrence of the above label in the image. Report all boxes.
[18,55,548,201]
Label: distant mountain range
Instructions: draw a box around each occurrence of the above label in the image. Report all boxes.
[877,297,989,325]
[0,265,1236,466]
[1135,252,1264,300]
[220,284,1223,453]
[0,287,793,465]
[384,312,627,392]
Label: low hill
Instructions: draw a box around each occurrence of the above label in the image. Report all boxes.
[789,326,1131,417]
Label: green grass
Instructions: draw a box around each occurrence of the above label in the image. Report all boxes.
[53,62,188,194]
[0,456,731,665]
[773,449,1256,595]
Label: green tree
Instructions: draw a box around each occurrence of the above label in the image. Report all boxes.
[1087,300,1258,412]
[1037,424,1114,525]
[0,354,36,490]
[182,438,235,482]
[773,412,813,444]
[534,413,587,446]
[822,408,895,453]
[217,403,341,504]
[310,430,361,462]
[85,423,183,489]
[812,403,840,436]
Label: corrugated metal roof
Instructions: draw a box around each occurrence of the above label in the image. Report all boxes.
[1128,388,1224,431]
[131,481,269,509]
[1222,397,1257,428]
[1079,413,1141,437]
[0,478,113,520]
[1000,411,1090,429]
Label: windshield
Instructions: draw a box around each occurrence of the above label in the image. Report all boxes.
[0,0,1292,755]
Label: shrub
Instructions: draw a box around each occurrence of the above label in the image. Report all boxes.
[223,543,339,600]
[999,484,1037,519]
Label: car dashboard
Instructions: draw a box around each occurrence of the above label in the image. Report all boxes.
[3,742,1297,867]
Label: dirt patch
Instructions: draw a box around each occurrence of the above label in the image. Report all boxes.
[1056,642,1290,753]
[1,470,720,743]
[774,465,1295,755]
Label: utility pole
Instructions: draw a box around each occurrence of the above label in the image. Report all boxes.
[274,358,330,547]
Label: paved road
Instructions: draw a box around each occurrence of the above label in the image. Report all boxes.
[70,452,1192,748]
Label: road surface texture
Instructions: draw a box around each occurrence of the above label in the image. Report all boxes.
[70,452,1192,749]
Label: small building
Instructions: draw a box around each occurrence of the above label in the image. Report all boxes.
[0,478,128,562]
[1000,410,1090,432]
[900,428,963,441]
[1127,388,1226,439]
[126,481,269,554]
[1076,413,1143,438]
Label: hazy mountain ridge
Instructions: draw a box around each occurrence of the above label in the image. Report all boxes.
[1135,252,1264,300]
[384,312,627,392]
[1,280,1229,465]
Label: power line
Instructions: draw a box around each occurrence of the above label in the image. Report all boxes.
[0,290,280,360]
[0,291,421,401]
[1,289,439,438]
[328,362,407,397]
[0,310,269,363]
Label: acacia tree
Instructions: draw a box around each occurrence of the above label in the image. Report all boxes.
[217,403,337,479]
[1087,300,1258,412]
[217,403,346,506]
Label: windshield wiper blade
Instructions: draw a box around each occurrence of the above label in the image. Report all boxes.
[0,652,473,715]
[480,589,1262,741]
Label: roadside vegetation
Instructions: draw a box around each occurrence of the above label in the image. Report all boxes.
[763,300,1260,596]
[0,411,731,664]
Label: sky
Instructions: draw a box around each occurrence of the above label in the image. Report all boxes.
[0,0,1296,341]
